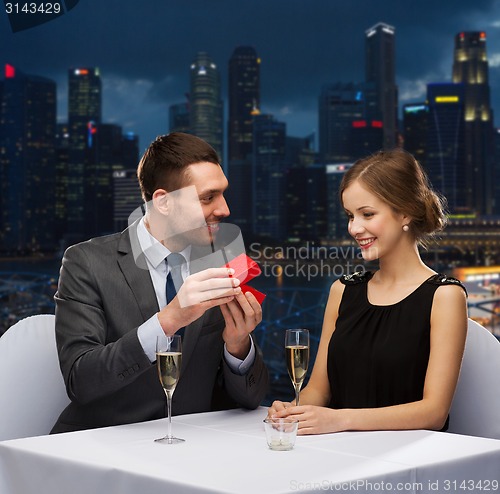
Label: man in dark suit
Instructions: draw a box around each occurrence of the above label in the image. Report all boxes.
[51,132,268,433]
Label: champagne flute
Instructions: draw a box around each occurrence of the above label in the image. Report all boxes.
[155,334,184,444]
[285,329,310,406]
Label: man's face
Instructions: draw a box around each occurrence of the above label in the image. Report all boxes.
[165,162,230,248]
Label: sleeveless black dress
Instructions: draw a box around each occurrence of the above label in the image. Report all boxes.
[327,271,465,423]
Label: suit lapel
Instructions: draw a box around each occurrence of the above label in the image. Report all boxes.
[116,220,214,365]
[117,221,159,321]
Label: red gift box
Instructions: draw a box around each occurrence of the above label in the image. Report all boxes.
[224,253,266,304]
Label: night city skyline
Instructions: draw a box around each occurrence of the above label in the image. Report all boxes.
[3,0,500,152]
[2,0,500,384]
[2,2,500,253]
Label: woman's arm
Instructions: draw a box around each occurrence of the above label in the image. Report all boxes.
[271,283,468,435]
[268,279,345,414]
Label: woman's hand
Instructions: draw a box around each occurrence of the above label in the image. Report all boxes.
[267,400,294,417]
[269,402,345,435]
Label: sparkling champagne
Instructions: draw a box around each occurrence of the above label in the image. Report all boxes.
[157,352,182,396]
[286,345,309,386]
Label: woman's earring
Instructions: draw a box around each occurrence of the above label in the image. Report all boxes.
[402,225,410,232]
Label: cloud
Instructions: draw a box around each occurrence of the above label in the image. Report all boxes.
[398,79,429,104]
[489,53,500,68]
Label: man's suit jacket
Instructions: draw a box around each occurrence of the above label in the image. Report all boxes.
[51,222,268,433]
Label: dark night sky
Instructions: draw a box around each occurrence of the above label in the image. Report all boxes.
[3,0,500,154]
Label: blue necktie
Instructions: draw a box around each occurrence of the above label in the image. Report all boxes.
[166,253,186,336]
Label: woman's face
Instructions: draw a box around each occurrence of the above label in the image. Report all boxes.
[342,180,407,262]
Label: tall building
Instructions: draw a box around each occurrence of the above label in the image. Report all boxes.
[284,135,322,241]
[426,83,467,213]
[67,67,102,239]
[228,46,260,162]
[169,102,190,134]
[365,22,398,149]
[285,135,316,168]
[452,31,495,215]
[189,52,223,159]
[54,123,70,242]
[121,132,139,169]
[84,123,123,236]
[326,163,353,240]
[227,47,261,236]
[403,103,428,169]
[319,83,364,163]
[113,169,143,232]
[252,114,287,240]
[286,164,327,242]
[495,128,500,214]
[319,82,382,163]
[0,64,56,252]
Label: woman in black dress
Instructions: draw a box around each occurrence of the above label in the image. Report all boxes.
[269,149,468,435]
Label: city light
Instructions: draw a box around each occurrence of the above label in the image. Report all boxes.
[404,105,428,113]
[5,64,15,78]
[435,96,460,103]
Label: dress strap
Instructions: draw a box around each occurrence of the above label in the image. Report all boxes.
[340,270,373,285]
[425,274,467,295]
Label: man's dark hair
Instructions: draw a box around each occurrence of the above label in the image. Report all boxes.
[137,132,220,202]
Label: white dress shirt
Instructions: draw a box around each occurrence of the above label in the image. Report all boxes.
[135,218,255,374]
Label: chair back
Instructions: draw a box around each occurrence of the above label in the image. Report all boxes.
[448,318,500,439]
[0,314,70,441]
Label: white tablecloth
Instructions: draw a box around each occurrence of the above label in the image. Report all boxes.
[0,407,499,494]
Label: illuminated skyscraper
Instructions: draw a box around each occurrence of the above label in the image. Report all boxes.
[67,67,102,238]
[403,103,428,169]
[365,22,398,149]
[69,67,101,135]
[0,64,56,251]
[189,52,223,159]
[452,31,495,215]
[319,82,382,163]
[426,83,467,213]
[227,46,261,235]
[228,46,260,162]
[84,123,123,236]
[319,83,364,162]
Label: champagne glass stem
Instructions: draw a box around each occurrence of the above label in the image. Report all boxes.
[166,392,173,440]
[294,384,301,406]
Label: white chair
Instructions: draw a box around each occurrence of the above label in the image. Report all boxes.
[0,314,70,441]
[448,318,500,440]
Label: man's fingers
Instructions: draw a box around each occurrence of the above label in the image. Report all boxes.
[201,295,236,310]
[197,276,240,292]
[243,291,262,315]
[178,286,241,307]
[221,299,243,325]
[189,267,235,281]
[234,291,262,320]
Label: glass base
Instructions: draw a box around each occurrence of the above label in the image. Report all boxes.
[154,435,185,444]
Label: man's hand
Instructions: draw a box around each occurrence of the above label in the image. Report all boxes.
[220,291,262,359]
[157,268,240,335]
